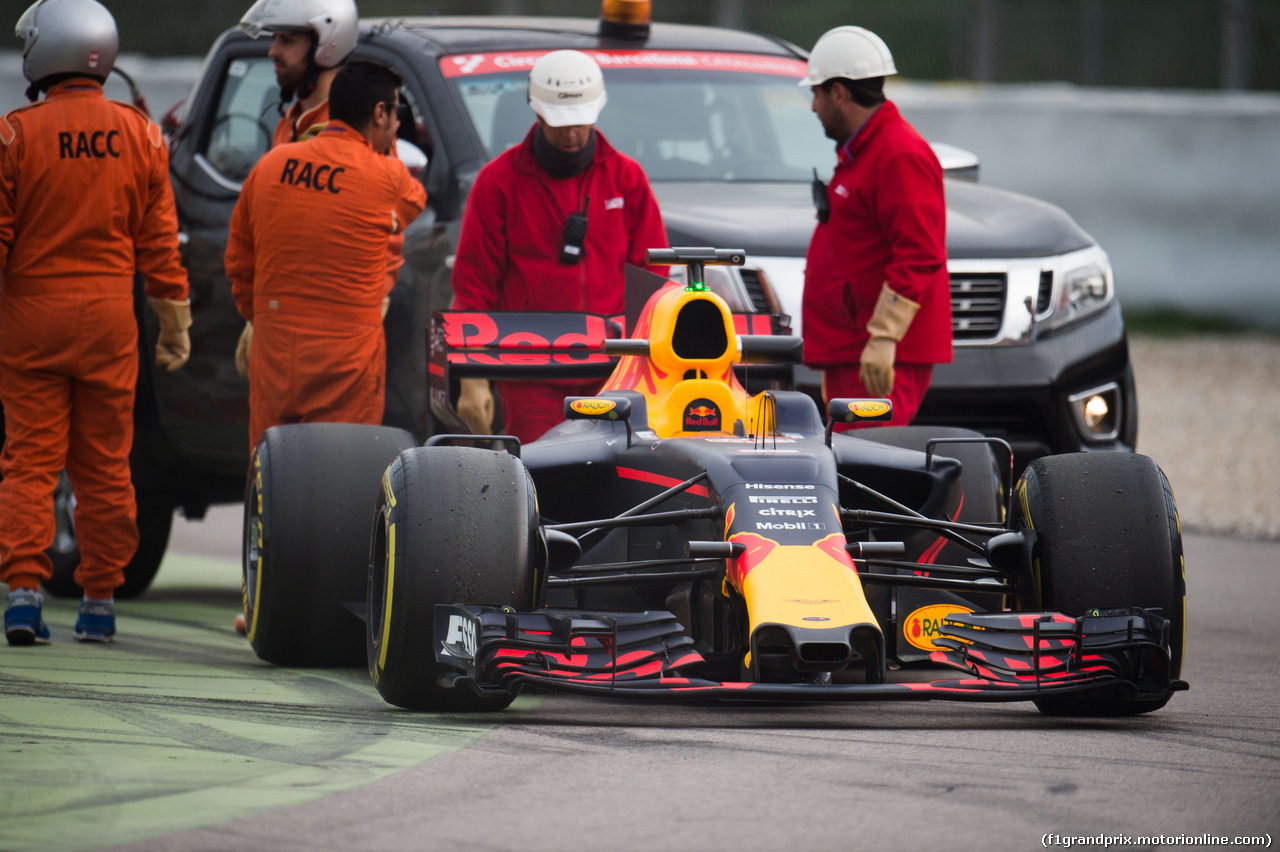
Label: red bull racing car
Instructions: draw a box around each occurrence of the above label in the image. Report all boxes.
[242,248,1186,716]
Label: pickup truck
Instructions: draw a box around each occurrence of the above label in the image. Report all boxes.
[41,8,1137,597]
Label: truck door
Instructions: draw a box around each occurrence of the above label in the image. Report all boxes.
[161,49,280,468]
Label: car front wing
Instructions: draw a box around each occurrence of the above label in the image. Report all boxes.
[433,605,1186,704]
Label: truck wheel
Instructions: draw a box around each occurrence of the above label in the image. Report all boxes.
[42,478,173,599]
[41,473,82,598]
[114,489,175,598]
[1014,452,1185,716]
[245,423,417,666]
[369,446,538,711]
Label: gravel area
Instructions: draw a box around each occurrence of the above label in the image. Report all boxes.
[1129,333,1280,540]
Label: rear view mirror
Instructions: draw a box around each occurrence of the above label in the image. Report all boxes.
[929,141,980,182]
[395,138,428,179]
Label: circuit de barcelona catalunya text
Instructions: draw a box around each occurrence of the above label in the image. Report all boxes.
[241,249,1185,716]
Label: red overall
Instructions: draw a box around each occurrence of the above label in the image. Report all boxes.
[450,126,669,443]
[802,100,952,428]
[0,81,189,596]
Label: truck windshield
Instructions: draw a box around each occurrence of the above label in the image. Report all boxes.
[445,51,835,182]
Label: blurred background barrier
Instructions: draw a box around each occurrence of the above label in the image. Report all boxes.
[895,82,1280,331]
[0,0,1275,91]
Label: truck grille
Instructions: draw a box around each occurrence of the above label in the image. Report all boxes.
[1036,270,1054,313]
[950,273,1006,340]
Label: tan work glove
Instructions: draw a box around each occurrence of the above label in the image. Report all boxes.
[149,297,192,371]
[456,378,494,435]
[859,283,920,398]
[235,322,253,377]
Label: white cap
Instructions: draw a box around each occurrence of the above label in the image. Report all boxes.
[528,49,607,128]
[799,25,897,87]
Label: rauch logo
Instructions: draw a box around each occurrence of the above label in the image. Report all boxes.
[903,604,974,652]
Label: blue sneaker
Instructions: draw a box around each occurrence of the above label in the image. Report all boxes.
[5,589,51,646]
[74,598,115,643]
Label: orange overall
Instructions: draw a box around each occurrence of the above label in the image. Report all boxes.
[272,98,330,148]
[0,81,189,597]
[273,99,406,295]
[226,121,426,449]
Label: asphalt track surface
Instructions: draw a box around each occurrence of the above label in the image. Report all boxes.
[2,509,1277,852]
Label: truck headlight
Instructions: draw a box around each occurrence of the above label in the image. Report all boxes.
[1049,260,1113,330]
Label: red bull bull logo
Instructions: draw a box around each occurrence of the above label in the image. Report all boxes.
[682,398,721,431]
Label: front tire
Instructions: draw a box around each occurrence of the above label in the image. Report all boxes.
[245,423,417,666]
[368,446,538,711]
[1014,452,1185,716]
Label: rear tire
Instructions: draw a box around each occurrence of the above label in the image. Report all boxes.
[1014,452,1185,716]
[245,423,417,666]
[857,426,1002,590]
[368,446,538,711]
[856,426,1005,660]
[858,426,1003,528]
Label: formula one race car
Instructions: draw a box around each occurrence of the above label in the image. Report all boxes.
[241,248,1186,717]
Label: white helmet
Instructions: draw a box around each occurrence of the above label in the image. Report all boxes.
[528,50,608,128]
[798,26,897,87]
[15,0,118,84]
[239,0,358,69]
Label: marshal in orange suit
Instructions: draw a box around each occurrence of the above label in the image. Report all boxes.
[225,60,426,451]
[1,0,191,646]
[231,0,408,374]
